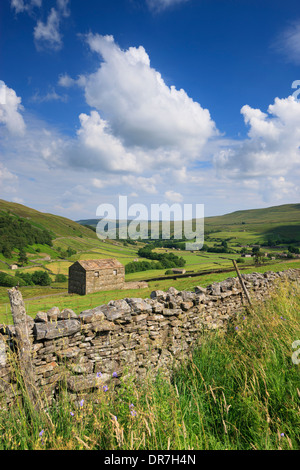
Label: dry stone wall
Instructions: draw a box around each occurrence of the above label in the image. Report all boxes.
[0,268,299,406]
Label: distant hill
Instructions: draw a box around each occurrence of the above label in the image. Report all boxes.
[1,199,299,245]
[205,204,300,226]
[77,203,300,243]
[0,199,97,239]
[204,203,300,242]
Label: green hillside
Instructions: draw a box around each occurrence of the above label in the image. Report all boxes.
[203,203,300,241]
[78,203,300,244]
[0,199,97,239]
[0,199,300,323]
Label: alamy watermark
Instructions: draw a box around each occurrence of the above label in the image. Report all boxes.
[95,196,204,251]
[292,340,300,365]
[292,80,300,101]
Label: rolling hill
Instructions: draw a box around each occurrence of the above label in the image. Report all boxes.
[78,203,300,243]
[0,199,98,239]
[1,199,299,246]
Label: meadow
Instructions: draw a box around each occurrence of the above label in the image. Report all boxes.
[0,200,299,451]
[0,280,299,450]
[1,258,300,325]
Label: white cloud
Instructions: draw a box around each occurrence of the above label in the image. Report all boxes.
[58,73,86,88]
[11,0,42,14]
[274,20,300,64]
[34,8,63,50]
[31,87,67,103]
[92,178,108,189]
[12,197,24,204]
[122,175,159,194]
[146,0,190,12]
[165,190,183,202]
[92,174,159,195]
[0,163,18,184]
[12,0,71,51]
[82,34,217,161]
[0,164,19,199]
[259,177,298,203]
[72,111,140,173]
[213,95,300,178]
[56,0,70,18]
[0,81,26,135]
[2,43,298,218]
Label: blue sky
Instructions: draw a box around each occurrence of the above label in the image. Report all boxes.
[0,0,300,220]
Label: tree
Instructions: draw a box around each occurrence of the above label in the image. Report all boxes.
[31,271,51,286]
[253,251,264,265]
[2,243,12,259]
[18,249,28,266]
[252,246,260,255]
[55,274,67,283]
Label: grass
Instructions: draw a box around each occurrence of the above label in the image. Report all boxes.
[0,280,299,450]
[0,199,98,239]
[1,259,300,324]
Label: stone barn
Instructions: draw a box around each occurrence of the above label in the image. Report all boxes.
[68,259,125,295]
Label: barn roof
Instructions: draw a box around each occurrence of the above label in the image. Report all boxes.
[75,259,124,271]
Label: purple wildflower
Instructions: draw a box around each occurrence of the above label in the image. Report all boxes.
[281,433,285,437]
[235,326,238,331]
[112,371,118,378]
[131,409,137,417]
[103,385,108,392]
[39,430,45,446]
[96,372,102,378]
[79,399,84,407]
[70,411,74,416]
[129,403,135,408]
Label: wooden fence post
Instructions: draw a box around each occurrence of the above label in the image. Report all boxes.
[232,260,253,308]
[8,287,41,411]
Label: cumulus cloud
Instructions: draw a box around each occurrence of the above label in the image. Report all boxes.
[213,96,300,179]
[0,81,26,135]
[55,34,217,176]
[165,190,183,202]
[71,111,140,173]
[122,175,159,194]
[259,176,298,202]
[82,34,217,160]
[92,174,159,195]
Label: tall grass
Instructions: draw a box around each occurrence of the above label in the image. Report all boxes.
[0,281,299,450]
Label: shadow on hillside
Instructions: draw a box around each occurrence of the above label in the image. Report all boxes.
[263,224,300,242]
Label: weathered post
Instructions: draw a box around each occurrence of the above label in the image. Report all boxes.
[232,260,253,308]
[8,287,41,411]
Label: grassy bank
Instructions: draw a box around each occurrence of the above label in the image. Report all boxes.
[0,280,299,450]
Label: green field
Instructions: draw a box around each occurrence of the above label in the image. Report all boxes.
[1,280,299,450]
[1,199,300,325]
[1,200,300,450]
[1,259,300,325]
